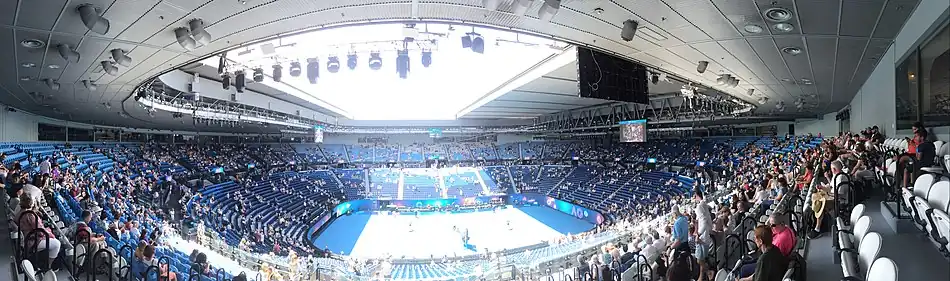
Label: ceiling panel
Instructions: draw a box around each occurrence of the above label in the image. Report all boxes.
[667,0,742,39]
[17,0,68,31]
[14,30,52,81]
[832,38,868,103]
[115,1,191,43]
[53,0,117,35]
[839,0,884,38]
[874,0,919,39]
[796,0,839,35]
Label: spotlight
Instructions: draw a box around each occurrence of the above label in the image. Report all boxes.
[252,67,264,82]
[101,61,118,75]
[188,19,212,46]
[621,20,639,41]
[327,56,340,73]
[235,71,246,93]
[57,44,80,63]
[45,79,61,91]
[272,64,282,82]
[368,52,382,70]
[461,35,473,49]
[696,61,709,74]
[729,77,740,87]
[470,34,485,54]
[83,80,97,91]
[650,73,659,84]
[746,89,755,96]
[78,4,110,35]
[396,49,410,79]
[175,27,196,50]
[110,49,132,67]
[306,59,320,84]
[289,62,301,77]
[716,74,729,85]
[538,0,561,22]
[217,54,227,75]
[347,54,358,70]
[512,0,531,16]
[221,72,231,90]
[483,0,499,10]
[421,50,432,68]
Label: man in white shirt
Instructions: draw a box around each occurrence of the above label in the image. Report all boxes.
[692,188,715,281]
[39,157,51,175]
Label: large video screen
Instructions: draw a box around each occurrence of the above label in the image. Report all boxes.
[428,128,443,138]
[619,119,647,143]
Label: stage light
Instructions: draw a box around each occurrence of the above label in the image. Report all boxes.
[538,0,561,22]
[45,79,60,91]
[461,35,473,49]
[289,62,301,77]
[327,56,340,73]
[221,72,231,90]
[235,71,246,93]
[306,59,320,84]
[347,54,358,70]
[110,49,131,67]
[251,67,264,82]
[621,20,638,41]
[174,27,196,50]
[78,4,110,35]
[421,50,432,68]
[716,74,729,85]
[217,54,226,75]
[471,34,485,54]
[57,44,80,63]
[368,52,382,70]
[83,80,97,91]
[272,64,282,82]
[188,19,212,45]
[101,61,118,76]
[396,49,410,79]
[650,73,659,84]
[746,89,755,96]
[697,61,709,74]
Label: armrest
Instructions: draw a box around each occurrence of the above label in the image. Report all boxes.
[839,247,858,254]
[841,277,864,281]
[836,229,853,235]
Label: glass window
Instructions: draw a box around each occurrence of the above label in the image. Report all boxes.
[895,47,919,130]
[920,24,950,128]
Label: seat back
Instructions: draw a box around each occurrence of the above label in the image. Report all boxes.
[866,257,898,281]
[854,216,872,246]
[928,181,950,212]
[858,232,882,274]
[914,174,936,198]
[851,204,866,226]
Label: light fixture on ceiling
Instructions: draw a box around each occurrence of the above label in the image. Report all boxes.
[188,19,212,45]
[57,44,81,63]
[773,23,794,32]
[764,8,793,22]
[801,78,813,85]
[368,52,382,70]
[221,72,231,90]
[21,63,36,68]
[78,4,110,35]
[45,79,61,90]
[19,76,31,81]
[781,46,802,55]
[757,96,769,105]
[538,0,561,22]
[110,49,132,67]
[235,70,246,92]
[272,64,282,82]
[716,74,730,85]
[727,76,740,87]
[482,0,499,10]
[327,56,341,73]
[650,72,659,84]
[512,0,532,16]
[252,67,264,82]
[83,80,97,91]
[747,89,755,96]
[775,101,786,111]
[307,58,320,84]
[421,50,432,68]
[696,61,709,73]
[396,49,410,79]
[781,78,792,82]
[175,27,197,50]
[20,39,46,49]
[47,64,61,69]
[621,20,639,41]
[288,62,301,77]
[743,24,763,34]
[101,61,118,76]
[463,33,485,54]
[347,54,358,70]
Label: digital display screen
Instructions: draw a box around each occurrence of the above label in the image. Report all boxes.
[247,163,256,169]
[646,158,657,163]
[314,125,324,143]
[619,119,647,143]
[428,128,443,138]
[212,167,224,174]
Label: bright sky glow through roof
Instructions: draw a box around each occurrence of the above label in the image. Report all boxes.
[221,23,568,120]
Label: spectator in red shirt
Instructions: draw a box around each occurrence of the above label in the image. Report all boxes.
[768,212,796,257]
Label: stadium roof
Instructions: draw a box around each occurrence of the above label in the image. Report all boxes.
[0,0,919,132]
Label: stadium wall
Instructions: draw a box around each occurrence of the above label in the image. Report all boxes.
[323,133,433,144]
[848,0,950,140]
[795,112,838,137]
[0,107,38,142]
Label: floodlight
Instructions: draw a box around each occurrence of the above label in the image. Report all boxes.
[111,49,131,67]
[396,49,410,79]
[368,52,382,70]
[289,62,301,77]
[78,4,110,35]
[327,56,340,73]
[307,59,320,84]
[421,51,432,68]
[272,64,282,82]
[347,54,358,70]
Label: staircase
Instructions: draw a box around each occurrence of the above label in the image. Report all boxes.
[397,171,406,200]
[437,171,448,198]
[548,166,577,196]
[473,169,490,195]
[505,166,518,194]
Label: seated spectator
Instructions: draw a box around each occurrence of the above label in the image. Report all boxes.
[739,225,788,281]
[768,213,796,257]
[15,194,62,266]
[135,245,178,281]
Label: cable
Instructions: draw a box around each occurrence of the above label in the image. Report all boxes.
[588,49,602,92]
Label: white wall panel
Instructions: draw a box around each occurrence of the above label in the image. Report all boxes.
[795,113,838,137]
[0,108,38,142]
